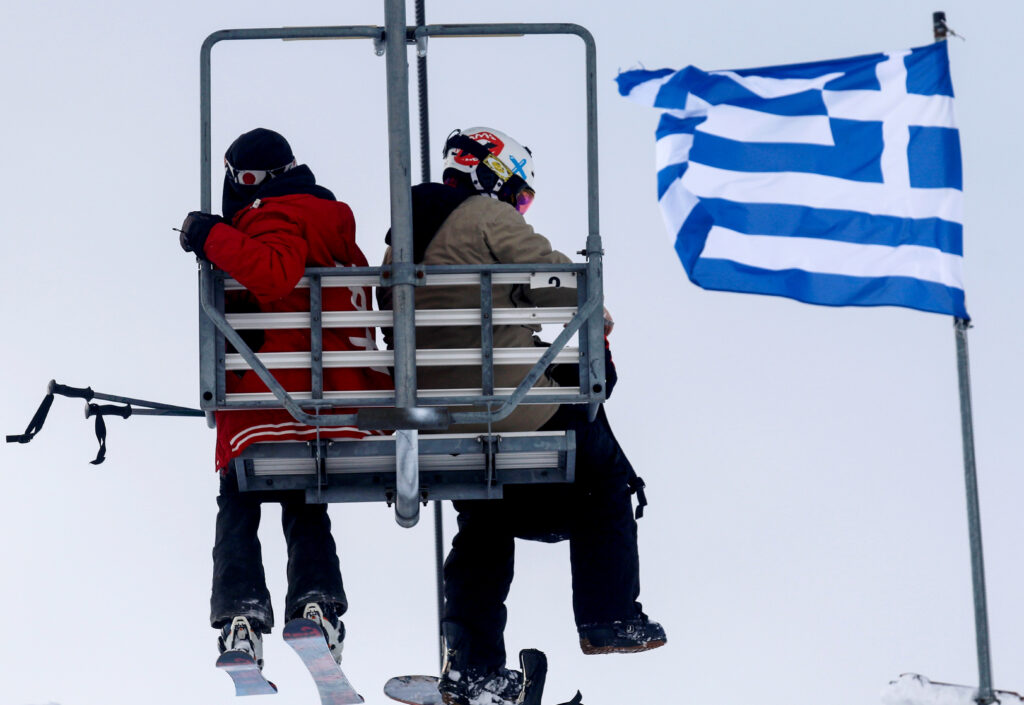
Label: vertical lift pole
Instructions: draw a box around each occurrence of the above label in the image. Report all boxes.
[383,0,422,528]
[410,0,448,670]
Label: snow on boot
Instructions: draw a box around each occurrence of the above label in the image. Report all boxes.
[578,614,667,655]
[218,615,266,670]
[438,664,524,705]
[300,602,345,664]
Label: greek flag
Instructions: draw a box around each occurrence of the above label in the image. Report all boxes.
[617,42,967,318]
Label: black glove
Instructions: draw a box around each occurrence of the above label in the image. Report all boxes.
[179,211,225,259]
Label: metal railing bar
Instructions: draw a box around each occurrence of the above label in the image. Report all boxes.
[222,264,586,290]
[480,272,495,396]
[225,386,581,402]
[199,274,359,427]
[449,291,602,426]
[225,307,578,329]
[310,274,324,399]
[225,346,580,370]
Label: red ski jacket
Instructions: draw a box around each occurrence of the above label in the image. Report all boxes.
[205,193,393,470]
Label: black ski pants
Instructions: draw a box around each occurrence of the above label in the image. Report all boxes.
[441,404,643,670]
[210,466,347,631]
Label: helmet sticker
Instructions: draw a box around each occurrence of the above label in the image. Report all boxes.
[482,154,512,180]
[507,154,529,180]
[454,130,504,166]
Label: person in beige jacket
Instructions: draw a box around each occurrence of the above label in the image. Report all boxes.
[378,127,665,705]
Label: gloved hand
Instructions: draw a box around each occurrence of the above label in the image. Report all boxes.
[178,211,225,259]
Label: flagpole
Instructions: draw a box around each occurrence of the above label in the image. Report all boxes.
[935,11,996,704]
[954,318,995,705]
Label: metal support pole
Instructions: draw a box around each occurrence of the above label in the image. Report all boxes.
[413,0,447,672]
[954,318,995,705]
[384,0,421,528]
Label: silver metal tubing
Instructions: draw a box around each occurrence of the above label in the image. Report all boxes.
[224,307,578,330]
[310,274,324,400]
[384,0,420,528]
[383,0,418,413]
[224,346,579,370]
[954,318,995,705]
[199,274,359,427]
[415,26,603,411]
[450,291,602,426]
[394,429,420,527]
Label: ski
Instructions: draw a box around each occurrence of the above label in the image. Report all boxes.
[216,649,278,696]
[283,617,364,705]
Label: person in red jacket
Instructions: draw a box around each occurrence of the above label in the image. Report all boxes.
[178,128,392,671]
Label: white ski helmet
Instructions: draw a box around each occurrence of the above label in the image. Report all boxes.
[442,127,536,207]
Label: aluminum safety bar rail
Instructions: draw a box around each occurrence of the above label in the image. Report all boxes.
[199,261,604,422]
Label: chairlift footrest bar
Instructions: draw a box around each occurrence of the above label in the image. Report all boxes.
[357,407,451,431]
[232,431,575,503]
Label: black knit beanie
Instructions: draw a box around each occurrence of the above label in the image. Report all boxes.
[225,128,294,170]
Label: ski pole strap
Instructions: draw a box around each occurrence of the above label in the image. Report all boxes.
[5,380,98,445]
[5,393,55,444]
[85,404,132,466]
[628,473,648,520]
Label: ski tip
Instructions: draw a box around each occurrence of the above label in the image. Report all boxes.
[215,650,278,695]
[555,691,583,705]
[282,617,322,639]
[216,649,257,667]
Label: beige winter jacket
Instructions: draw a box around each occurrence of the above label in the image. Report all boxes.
[380,195,578,431]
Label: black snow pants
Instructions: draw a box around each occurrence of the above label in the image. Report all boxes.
[210,466,347,631]
[441,403,644,670]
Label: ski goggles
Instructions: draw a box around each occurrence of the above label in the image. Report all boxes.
[224,158,296,186]
[514,187,535,214]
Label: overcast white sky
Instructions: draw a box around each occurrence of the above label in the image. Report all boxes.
[1,2,1021,705]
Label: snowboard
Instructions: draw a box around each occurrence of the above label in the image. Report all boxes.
[283,617,364,705]
[384,675,443,705]
[384,649,582,705]
[216,649,278,696]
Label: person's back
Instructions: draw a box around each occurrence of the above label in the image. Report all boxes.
[178,127,390,673]
[378,130,576,432]
[212,187,391,467]
[378,127,665,705]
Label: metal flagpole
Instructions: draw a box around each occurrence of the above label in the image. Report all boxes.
[954,318,994,705]
[935,11,995,704]
[412,0,447,673]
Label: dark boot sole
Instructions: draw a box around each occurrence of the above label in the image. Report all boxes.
[440,690,464,705]
[579,637,667,655]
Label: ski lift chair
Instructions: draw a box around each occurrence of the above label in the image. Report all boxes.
[197,20,604,527]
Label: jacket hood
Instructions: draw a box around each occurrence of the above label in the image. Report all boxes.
[385,182,476,264]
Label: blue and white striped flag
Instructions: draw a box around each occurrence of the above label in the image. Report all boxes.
[617,42,966,318]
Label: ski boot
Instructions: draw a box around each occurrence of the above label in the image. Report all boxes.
[578,613,667,655]
[438,662,525,705]
[299,602,345,664]
[218,615,266,670]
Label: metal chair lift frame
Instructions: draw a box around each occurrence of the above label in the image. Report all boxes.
[197,5,604,527]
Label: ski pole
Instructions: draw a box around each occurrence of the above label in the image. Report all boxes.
[49,380,204,415]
